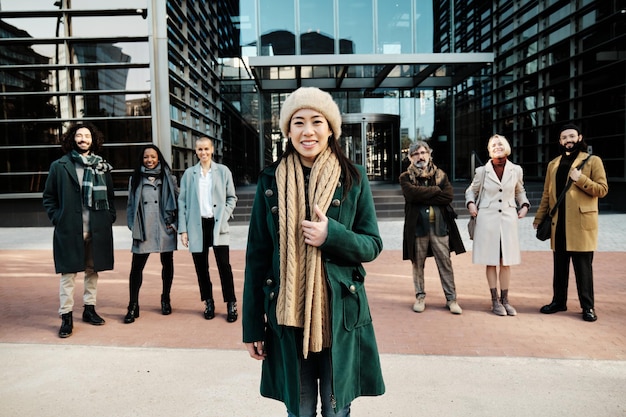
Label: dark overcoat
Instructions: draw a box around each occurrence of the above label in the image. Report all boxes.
[43,154,116,273]
[242,164,385,416]
[399,168,465,262]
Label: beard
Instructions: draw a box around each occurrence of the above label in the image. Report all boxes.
[414,160,427,168]
[559,140,584,155]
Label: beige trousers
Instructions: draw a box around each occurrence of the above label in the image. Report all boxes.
[58,232,99,315]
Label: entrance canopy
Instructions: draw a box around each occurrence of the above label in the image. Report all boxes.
[248,53,494,91]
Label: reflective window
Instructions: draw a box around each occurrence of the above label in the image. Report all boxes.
[259,0,295,55]
[239,0,258,56]
[377,0,411,54]
[414,0,433,52]
[339,0,373,54]
[300,0,334,54]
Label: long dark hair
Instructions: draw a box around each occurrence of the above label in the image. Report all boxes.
[130,145,172,193]
[280,134,360,193]
[61,122,104,154]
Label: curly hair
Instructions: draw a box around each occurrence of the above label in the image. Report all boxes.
[61,122,105,154]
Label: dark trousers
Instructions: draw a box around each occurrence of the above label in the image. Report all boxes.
[129,252,174,304]
[191,217,236,303]
[552,250,594,310]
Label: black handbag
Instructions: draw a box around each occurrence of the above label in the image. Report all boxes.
[536,155,592,241]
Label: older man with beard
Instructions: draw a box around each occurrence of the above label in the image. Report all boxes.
[400,141,465,314]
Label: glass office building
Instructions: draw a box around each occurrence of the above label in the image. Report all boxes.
[1,0,625,226]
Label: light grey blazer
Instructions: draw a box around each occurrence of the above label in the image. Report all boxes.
[178,161,237,252]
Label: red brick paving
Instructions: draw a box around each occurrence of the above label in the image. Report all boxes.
[1,249,625,360]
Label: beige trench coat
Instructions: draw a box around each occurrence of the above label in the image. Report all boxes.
[465,160,530,266]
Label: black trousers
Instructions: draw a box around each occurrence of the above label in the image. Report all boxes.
[552,250,594,310]
[129,252,174,304]
[191,217,236,303]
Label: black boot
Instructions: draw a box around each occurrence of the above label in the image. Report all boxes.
[83,305,105,325]
[161,294,172,316]
[226,301,238,323]
[59,312,73,338]
[124,303,140,324]
[204,299,215,320]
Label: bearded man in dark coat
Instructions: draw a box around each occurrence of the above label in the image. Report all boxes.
[43,122,116,338]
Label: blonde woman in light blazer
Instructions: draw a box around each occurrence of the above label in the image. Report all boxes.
[465,134,530,316]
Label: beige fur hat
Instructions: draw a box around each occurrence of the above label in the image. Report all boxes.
[279,87,342,139]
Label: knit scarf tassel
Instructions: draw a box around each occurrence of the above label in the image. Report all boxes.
[275,147,341,358]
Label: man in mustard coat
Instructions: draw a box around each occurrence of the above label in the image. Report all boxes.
[534,123,608,322]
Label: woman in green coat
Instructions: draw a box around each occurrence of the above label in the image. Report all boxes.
[243,87,385,416]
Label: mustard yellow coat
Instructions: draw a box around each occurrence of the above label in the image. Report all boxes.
[533,152,608,251]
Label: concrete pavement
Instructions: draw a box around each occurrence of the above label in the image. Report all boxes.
[1,214,626,416]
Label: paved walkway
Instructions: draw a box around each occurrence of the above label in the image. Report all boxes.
[1,214,626,416]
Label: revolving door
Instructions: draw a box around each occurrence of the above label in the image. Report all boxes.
[340,113,400,182]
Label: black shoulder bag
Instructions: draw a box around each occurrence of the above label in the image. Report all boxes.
[536,155,592,241]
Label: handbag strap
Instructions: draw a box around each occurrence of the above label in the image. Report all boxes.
[549,154,593,216]
[475,166,486,207]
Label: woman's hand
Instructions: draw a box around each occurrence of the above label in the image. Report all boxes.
[181,232,189,248]
[518,206,529,219]
[246,341,267,360]
[467,202,478,217]
[301,204,328,247]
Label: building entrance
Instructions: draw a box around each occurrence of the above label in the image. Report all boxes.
[340,113,400,182]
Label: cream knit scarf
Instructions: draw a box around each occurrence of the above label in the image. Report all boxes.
[275,147,341,358]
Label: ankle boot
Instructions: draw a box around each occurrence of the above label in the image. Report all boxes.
[59,312,73,338]
[83,305,105,325]
[161,294,172,315]
[226,301,238,323]
[124,303,140,323]
[500,290,517,316]
[204,299,215,320]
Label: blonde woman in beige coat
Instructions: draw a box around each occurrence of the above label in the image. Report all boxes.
[465,135,530,316]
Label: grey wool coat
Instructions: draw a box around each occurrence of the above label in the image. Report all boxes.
[465,160,529,266]
[177,161,237,252]
[42,154,116,274]
[127,174,178,254]
[242,164,385,416]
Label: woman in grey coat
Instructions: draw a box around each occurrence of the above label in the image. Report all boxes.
[465,135,530,316]
[125,145,178,323]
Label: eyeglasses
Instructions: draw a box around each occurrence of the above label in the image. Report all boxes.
[411,151,429,156]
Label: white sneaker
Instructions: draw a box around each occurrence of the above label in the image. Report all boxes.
[446,300,463,314]
[412,297,425,313]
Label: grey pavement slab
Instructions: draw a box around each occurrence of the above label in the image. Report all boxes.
[1,344,625,417]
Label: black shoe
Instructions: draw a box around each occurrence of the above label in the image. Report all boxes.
[204,299,215,320]
[59,312,73,338]
[124,303,140,324]
[226,301,238,323]
[161,301,172,315]
[83,305,105,325]
[582,308,597,322]
[540,302,567,314]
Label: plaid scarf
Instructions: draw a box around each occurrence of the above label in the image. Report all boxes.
[71,150,113,211]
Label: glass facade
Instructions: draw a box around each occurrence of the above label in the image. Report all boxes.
[1,0,625,225]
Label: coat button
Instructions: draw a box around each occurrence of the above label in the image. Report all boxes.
[349,284,356,293]
[266,278,273,286]
[271,206,278,214]
[265,189,274,197]
[331,199,340,207]
[269,291,275,300]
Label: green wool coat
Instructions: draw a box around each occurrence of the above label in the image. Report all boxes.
[242,164,385,415]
